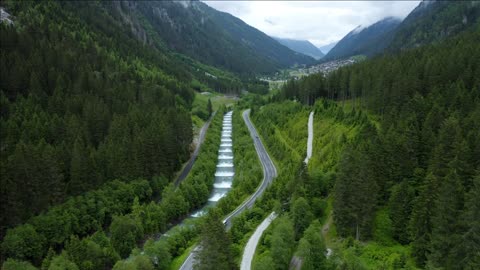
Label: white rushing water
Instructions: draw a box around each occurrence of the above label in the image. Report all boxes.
[215,171,235,177]
[204,111,235,209]
[191,209,206,218]
[208,192,227,202]
[214,181,233,189]
[217,162,234,168]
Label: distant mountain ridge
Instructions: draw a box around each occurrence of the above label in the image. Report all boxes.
[318,41,338,54]
[323,0,480,61]
[273,37,325,59]
[323,17,401,61]
[106,1,315,74]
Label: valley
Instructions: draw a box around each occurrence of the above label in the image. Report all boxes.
[1,1,479,270]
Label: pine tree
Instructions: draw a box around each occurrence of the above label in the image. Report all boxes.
[461,174,480,269]
[270,217,295,270]
[68,137,90,195]
[291,197,313,240]
[389,180,414,244]
[207,98,213,117]
[194,210,235,270]
[409,173,437,266]
[428,169,465,269]
[297,220,327,270]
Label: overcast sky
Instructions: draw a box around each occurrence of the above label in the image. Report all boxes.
[203,1,421,47]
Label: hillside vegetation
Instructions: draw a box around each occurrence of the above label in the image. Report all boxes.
[264,27,480,269]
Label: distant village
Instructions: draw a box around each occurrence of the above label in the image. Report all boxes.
[298,58,357,76]
[260,57,359,87]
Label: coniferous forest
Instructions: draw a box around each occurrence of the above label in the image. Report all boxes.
[267,28,480,269]
[1,0,480,269]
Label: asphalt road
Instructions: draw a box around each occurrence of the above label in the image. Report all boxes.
[175,112,216,187]
[240,212,277,270]
[179,109,277,270]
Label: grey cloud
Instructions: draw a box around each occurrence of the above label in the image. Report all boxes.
[203,1,420,47]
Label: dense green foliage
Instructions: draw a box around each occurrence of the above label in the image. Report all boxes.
[194,210,235,270]
[248,101,353,269]
[1,179,155,266]
[0,107,224,268]
[296,221,327,270]
[0,0,195,239]
[273,25,480,269]
[0,0,269,241]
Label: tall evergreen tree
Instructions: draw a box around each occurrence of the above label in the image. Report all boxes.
[68,137,90,195]
[297,220,328,270]
[270,217,295,270]
[409,173,438,266]
[194,210,235,270]
[428,169,465,269]
[460,174,480,269]
[207,98,213,117]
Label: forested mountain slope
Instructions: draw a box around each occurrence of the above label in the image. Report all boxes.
[388,0,480,51]
[105,1,314,74]
[0,0,217,240]
[274,28,480,268]
[324,1,480,61]
[322,17,401,61]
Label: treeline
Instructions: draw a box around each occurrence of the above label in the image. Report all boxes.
[279,29,480,268]
[1,108,225,269]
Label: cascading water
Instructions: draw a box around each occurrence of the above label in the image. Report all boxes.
[190,111,235,218]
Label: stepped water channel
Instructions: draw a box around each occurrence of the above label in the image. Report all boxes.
[191,111,235,217]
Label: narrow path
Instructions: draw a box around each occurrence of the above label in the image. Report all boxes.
[241,212,277,270]
[175,111,216,186]
[304,111,314,164]
[179,109,277,270]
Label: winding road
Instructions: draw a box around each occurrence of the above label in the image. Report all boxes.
[179,109,277,270]
[240,212,277,270]
[175,112,216,187]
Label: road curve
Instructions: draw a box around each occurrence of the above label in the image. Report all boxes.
[240,212,277,270]
[179,109,277,270]
[304,111,314,164]
[175,111,216,187]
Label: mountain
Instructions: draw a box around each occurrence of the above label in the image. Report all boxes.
[106,1,314,74]
[318,41,337,54]
[323,17,401,61]
[388,0,480,51]
[273,37,325,59]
